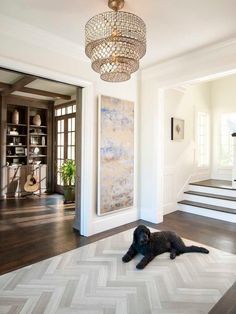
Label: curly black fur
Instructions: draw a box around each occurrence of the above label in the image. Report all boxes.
[122,225,209,269]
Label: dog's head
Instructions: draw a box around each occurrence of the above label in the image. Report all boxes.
[133,225,151,246]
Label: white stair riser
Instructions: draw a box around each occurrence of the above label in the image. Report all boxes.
[184,194,236,209]
[189,185,236,197]
[178,204,236,223]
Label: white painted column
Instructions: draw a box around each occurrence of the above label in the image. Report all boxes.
[232,134,236,188]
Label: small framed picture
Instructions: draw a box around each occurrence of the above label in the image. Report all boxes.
[171,118,184,140]
[15,147,25,155]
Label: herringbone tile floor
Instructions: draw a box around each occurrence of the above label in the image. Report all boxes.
[0,228,236,314]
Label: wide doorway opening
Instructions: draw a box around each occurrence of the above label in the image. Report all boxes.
[0,67,82,274]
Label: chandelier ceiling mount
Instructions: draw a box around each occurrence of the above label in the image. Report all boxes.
[108,0,125,11]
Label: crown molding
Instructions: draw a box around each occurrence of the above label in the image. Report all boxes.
[141,37,236,86]
[0,14,88,63]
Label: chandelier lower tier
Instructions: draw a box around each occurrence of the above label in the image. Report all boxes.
[85,0,146,82]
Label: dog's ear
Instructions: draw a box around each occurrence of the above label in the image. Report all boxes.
[147,228,151,239]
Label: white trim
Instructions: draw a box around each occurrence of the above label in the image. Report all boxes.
[0,56,90,88]
[142,38,236,83]
[79,84,95,236]
[179,204,236,223]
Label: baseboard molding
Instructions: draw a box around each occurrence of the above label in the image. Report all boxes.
[163,202,177,215]
[90,208,139,236]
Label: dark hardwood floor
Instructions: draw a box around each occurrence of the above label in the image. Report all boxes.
[1,201,236,313]
[1,205,236,274]
[0,194,76,275]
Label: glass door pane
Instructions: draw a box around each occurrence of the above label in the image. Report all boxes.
[55,109,76,193]
[56,119,65,186]
[67,117,76,162]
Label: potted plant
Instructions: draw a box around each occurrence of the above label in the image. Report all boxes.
[61,159,76,203]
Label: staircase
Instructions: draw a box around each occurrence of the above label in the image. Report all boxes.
[178,180,236,223]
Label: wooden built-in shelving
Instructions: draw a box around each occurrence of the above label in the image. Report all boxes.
[0,95,54,197]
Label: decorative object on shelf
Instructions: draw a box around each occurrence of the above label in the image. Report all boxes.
[60,159,76,203]
[98,95,134,215]
[41,136,46,146]
[30,128,43,134]
[12,109,19,124]
[13,158,19,164]
[33,147,40,155]
[171,117,185,141]
[9,128,19,135]
[85,0,146,82]
[15,147,25,155]
[33,114,41,126]
[7,149,12,155]
[30,136,39,145]
[13,137,20,145]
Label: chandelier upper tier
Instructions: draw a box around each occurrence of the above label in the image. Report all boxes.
[85,0,146,82]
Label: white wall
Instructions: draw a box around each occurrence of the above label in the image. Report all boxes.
[211,74,236,180]
[0,15,139,236]
[163,74,236,214]
[163,83,211,215]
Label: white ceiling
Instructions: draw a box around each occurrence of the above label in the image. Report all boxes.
[0,0,236,67]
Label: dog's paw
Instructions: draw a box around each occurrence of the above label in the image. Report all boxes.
[136,263,145,270]
[170,253,176,260]
[201,248,209,254]
[122,255,131,263]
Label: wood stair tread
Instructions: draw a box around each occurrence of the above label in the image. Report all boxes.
[184,190,236,202]
[178,200,236,215]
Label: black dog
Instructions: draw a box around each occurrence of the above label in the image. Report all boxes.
[122,225,209,269]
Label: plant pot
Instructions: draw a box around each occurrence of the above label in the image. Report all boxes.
[63,186,75,204]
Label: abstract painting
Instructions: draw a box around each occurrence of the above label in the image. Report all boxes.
[171,117,185,140]
[98,95,134,215]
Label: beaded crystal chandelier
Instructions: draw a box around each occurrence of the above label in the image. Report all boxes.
[85,0,146,82]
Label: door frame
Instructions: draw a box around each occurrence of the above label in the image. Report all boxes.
[0,59,94,236]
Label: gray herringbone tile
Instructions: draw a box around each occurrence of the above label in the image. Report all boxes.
[0,229,236,314]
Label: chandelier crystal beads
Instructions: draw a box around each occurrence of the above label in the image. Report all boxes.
[85,0,146,82]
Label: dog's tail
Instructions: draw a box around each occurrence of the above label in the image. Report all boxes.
[184,246,209,254]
